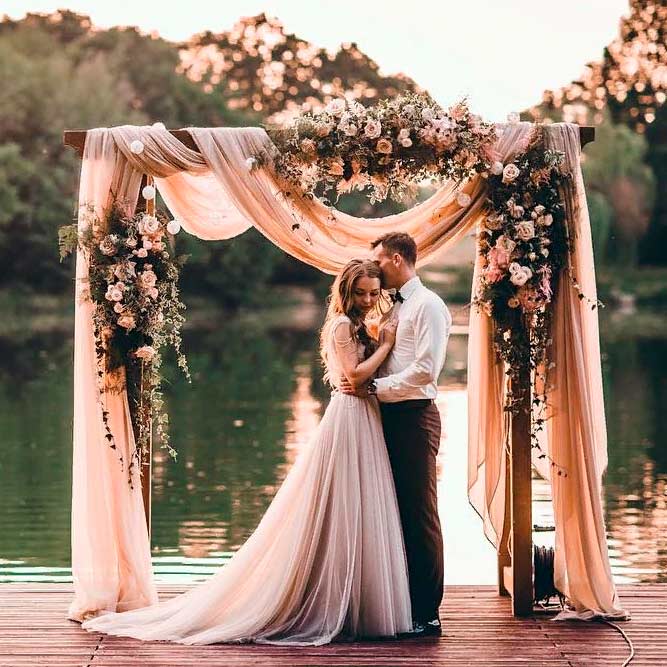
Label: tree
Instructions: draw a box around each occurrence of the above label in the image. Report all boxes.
[528,1,667,265]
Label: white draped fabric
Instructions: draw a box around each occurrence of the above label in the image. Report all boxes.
[68,121,625,623]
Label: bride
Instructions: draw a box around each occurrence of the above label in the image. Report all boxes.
[83,258,413,645]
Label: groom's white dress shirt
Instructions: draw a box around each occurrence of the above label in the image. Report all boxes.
[375,276,451,403]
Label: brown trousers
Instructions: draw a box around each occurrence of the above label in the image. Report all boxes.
[380,399,443,622]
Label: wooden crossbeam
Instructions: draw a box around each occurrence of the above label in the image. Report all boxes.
[62,126,596,158]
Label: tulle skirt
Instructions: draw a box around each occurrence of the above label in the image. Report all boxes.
[82,392,412,645]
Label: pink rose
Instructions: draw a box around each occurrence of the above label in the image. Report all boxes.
[484,264,504,283]
[495,235,516,255]
[139,270,157,289]
[488,246,510,269]
[117,314,136,329]
[376,138,393,154]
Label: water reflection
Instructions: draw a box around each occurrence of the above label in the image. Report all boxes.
[0,307,665,584]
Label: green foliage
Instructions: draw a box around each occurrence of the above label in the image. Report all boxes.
[586,190,613,263]
[0,10,420,303]
[582,113,656,267]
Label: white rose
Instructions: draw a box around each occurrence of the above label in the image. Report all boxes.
[167,219,181,235]
[106,288,123,302]
[364,119,382,139]
[421,107,435,121]
[491,161,504,176]
[531,205,546,219]
[113,302,124,313]
[400,137,413,148]
[509,262,522,274]
[130,140,144,154]
[502,163,520,184]
[140,214,160,235]
[515,220,535,241]
[350,101,365,115]
[136,248,148,258]
[541,248,550,257]
[143,239,153,250]
[398,128,410,140]
[510,266,533,286]
[325,98,347,116]
[456,192,472,207]
[343,123,358,136]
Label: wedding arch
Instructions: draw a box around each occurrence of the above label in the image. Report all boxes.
[62,95,626,623]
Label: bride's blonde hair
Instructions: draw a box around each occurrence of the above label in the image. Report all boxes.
[320,259,390,384]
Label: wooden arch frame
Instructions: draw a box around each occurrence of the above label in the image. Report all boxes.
[63,124,595,617]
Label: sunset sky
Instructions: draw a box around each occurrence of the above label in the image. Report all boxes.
[4,0,629,120]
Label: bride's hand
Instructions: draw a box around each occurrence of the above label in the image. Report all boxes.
[379,317,398,348]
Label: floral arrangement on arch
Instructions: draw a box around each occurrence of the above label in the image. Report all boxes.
[474,129,576,473]
[266,92,497,204]
[59,198,190,483]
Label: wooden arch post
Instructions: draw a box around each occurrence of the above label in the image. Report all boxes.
[64,124,595,613]
[497,125,596,616]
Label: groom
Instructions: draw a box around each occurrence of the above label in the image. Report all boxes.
[341,232,451,636]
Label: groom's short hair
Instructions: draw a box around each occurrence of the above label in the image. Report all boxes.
[371,232,417,266]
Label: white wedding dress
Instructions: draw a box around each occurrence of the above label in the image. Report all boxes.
[82,315,412,645]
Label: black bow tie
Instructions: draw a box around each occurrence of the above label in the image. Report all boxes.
[391,291,404,304]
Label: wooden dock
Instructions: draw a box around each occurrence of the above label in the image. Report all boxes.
[0,584,664,666]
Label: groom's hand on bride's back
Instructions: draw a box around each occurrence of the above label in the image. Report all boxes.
[339,377,369,397]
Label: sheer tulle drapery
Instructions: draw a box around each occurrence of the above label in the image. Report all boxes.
[82,316,412,644]
[69,121,624,623]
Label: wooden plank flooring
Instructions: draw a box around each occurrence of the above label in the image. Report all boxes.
[0,584,664,666]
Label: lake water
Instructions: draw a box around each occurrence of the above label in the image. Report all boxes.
[1,301,665,586]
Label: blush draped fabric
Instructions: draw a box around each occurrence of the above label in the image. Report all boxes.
[69,121,625,623]
[81,316,411,644]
